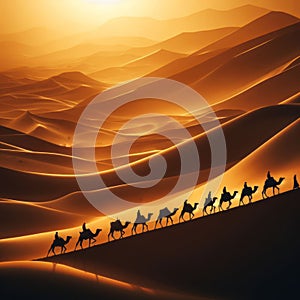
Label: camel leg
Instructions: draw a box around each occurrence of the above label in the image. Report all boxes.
[159,219,162,227]
[91,238,96,244]
[181,213,186,222]
[263,189,268,198]
[273,186,275,196]
[144,223,148,231]
[275,186,279,194]
[191,212,194,220]
[219,203,223,211]
[227,201,231,209]
[52,247,56,256]
[170,217,174,225]
[75,239,80,250]
[239,196,244,206]
[47,247,52,257]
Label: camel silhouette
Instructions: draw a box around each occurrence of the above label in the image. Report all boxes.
[179,200,199,222]
[239,185,259,205]
[293,175,299,190]
[75,228,102,250]
[219,189,238,211]
[154,207,179,228]
[131,212,153,235]
[262,176,285,198]
[108,220,130,241]
[203,195,218,215]
[47,235,72,257]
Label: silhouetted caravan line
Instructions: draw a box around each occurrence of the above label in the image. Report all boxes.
[203,191,218,215]
[154,207,179,228]
[45,173,298,256]
[239,182,259,205]
[219,187,238,211]
[75,223,102,250]
[108,220,130,241]
[262,171,285,198]
[131,210,153,235]
[179,199,199,222]
[47,232,72,257]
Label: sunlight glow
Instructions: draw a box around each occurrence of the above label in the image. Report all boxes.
[87,0,122,4]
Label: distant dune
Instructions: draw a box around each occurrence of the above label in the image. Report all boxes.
[91,49,186,83]
[97,5,269,40]
[195,11,299,53]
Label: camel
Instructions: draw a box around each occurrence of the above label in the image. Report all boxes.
[132,212,153,234]
[203,197,218,215]
[239,185,258,205]
[179,200,199,222]
[75,228,102,250]
[108,220,130,241]
[154,207,179,228]
[47,236,72,257]
[262,177,284,198]
[219,190,238,211]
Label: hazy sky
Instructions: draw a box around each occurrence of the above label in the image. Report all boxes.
[1,0,299,34]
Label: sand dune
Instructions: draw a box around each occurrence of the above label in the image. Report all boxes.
[0,73,33,88]
[171,22,300,103]
[121,27,238,57]
[98,5,268,40]
[42,189,300,300]
[76,51,141,73]
[0,27,66,46]
[0,199,86,238]
[220,118,300,195]
[0,71,105,95]
[0,125,70,154]
[157,27,238,54]
[192,23,300,102]
[0,41,39,70]
[2,66,69,81]
[1,103,298,204]
[91,49,186,83]
[213,63,300,111]
[146,11,296,80]
[195,11,299,54]
[0,261,200,300]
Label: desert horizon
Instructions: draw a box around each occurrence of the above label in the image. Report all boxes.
[0,1,299,299]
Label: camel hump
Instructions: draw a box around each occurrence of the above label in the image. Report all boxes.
[113,219,122,227]
[159,207,171,217]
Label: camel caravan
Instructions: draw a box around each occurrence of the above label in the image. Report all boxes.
[47,172,299,256]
